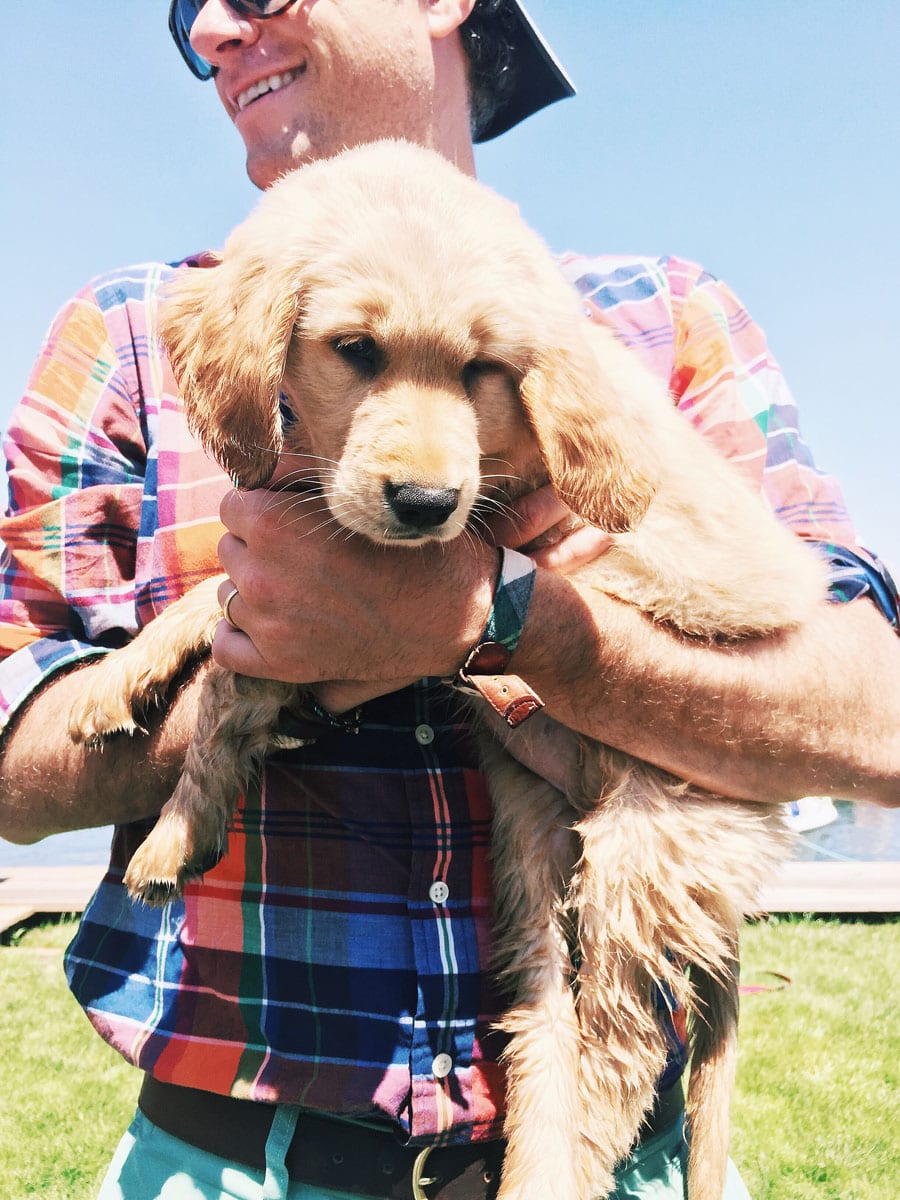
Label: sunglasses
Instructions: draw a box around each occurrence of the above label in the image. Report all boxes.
[168,1,294,80]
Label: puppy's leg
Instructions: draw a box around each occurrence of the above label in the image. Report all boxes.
[124,665,297,904]
[572,800,676,1198]
[68,575,226,743]
[685,957,739,1200]
[498,972,584,1200]
[575,757,789,1197]
[480,743,583,1200]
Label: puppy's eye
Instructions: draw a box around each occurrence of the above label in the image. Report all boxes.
[461,359,494,396]
[331,336,384,378]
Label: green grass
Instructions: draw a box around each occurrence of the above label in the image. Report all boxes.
[1,915,897,1198]
[732,915,900,1199]
[0,918,138,1199]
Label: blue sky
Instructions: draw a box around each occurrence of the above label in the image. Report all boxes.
[3,0,898,569]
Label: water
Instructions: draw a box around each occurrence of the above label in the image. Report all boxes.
[1,803,898,868]
[0,825,113,867]
[791,800,900,863]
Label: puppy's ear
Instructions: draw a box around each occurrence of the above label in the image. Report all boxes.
[518,322,661,532]
[159,243,300,489]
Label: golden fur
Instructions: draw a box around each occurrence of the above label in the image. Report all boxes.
[69,140,828,1200]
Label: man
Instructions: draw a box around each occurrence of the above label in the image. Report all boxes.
[1,3,897,1198]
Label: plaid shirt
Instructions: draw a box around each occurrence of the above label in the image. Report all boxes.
[2,253,897,1145]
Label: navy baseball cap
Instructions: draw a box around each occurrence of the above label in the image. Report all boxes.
[469,2,576,142]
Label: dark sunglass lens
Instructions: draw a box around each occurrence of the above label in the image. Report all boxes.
[169,0,215,80]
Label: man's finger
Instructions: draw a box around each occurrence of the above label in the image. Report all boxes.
[530,525,614,574]
[485,484,571,548]
[211,619,296,681]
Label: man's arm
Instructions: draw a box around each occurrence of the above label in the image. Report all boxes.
[0,660,208,843]
[0,269,225,845]
[514,568,900,807]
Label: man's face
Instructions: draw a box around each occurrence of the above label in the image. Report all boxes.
[190,1,451,188]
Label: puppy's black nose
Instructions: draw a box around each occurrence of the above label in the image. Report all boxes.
[384,482,460,530]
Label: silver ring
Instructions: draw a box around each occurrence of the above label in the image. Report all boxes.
[221,585,241,629]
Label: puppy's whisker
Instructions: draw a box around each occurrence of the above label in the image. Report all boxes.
[271,470,326,487]
[326,526,359,545]
[479,473,525,488]
[479,472,527,489]
[275,503,333,530]
[476,493,519,519]
[268,493,341,531]
[302,515,347,538]
[473,499,525,535]
[273,469,337,489]
[264,484,328,508]
[278,450,339,464]
[465,516,493,546]
[266,494,327,522]
[266,453,341,496]
[277,490,330,509]
[459,527,481,558]
[272,489,331,512]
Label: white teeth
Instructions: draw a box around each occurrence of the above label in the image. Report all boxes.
[236,70,299,112]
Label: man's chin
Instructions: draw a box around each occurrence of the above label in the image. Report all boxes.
[244,131,329,189]
[245,151,292,191]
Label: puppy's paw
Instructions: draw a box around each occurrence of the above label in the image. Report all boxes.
[123,786,228,906]
[68,690,145,745]
[123,869,182,907]
[68,646,186,744]
[123,835,222,906]
[123,853,220,906]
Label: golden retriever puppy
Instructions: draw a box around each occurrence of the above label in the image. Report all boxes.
[69,140,827,1200]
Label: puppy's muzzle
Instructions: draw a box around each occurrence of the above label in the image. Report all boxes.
[384,482,460,532]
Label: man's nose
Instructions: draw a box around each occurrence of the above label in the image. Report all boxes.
[189,0,261,70]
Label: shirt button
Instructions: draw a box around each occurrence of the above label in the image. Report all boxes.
[414,724,435,745]
[428,881,450,905]
[431,1053,453,1079]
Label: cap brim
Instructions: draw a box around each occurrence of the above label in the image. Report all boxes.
[474,2,576,142]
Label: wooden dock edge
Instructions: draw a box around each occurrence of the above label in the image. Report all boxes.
[0,864,106,935]
[759,860,899,914]
[1,860,897,937]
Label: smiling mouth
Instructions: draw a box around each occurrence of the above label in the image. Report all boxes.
[236,66,305,113]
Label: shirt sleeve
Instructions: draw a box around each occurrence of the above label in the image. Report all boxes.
[0,284,148,732]
[665,257,899,631]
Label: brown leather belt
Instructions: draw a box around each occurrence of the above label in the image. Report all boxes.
[138,1074,684,1198]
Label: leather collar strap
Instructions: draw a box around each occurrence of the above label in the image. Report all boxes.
[456,641,544,728]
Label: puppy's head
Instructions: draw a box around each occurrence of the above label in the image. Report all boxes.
[161,140,660,539]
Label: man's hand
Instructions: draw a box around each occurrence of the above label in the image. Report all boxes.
[211,484,496,697]
[210,480,613,712]
[484,484,614,572]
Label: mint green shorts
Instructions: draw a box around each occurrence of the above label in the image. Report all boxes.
[96,1106,751,1199]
